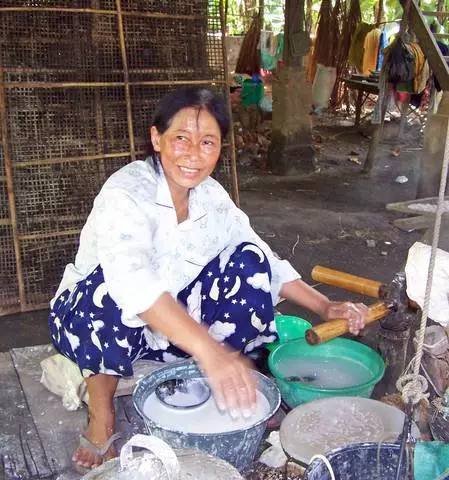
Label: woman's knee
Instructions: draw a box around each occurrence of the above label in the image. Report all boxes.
[232,242,272,275]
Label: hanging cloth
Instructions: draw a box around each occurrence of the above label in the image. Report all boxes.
[376,28,388,71]
[260,31,283,71]
[348,22,376,72]
[407,42,429,93]
[385,37,416,85]
[362,28,382,75]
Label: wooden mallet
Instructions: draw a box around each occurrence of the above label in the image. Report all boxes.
[305,266,394,345]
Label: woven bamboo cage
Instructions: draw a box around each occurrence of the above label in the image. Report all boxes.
[0,0,238,316]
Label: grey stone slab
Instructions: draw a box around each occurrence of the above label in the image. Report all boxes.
[0,351,52,479]
[10,346,86,476]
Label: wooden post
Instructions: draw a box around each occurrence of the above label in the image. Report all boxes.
[362,84,389,173]
[0,66,26,307]
[219,0,240,206]
[92,0,107,184]
[355,89,363,127]
[115,0,136,161]
[418,92,449,198]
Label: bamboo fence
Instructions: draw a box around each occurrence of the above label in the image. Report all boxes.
[0,0,238,315]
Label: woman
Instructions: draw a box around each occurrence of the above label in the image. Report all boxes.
[49,87,367,472]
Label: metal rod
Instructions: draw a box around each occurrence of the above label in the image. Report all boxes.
[115,0,135,161]
[218,0,240,206]
[0,66,26,307]
[395,401,413,480]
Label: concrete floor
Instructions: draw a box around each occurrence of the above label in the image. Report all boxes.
[0,119,425,352]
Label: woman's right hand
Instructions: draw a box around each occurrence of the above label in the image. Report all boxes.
[196,342,257,416]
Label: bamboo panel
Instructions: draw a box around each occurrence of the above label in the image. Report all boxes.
[6,87,129,165]
[0,1,116,9]
[0,225,20,314]
[120,0,207,15]
[19,233,80,307]
[0,0,237,315]
[0,10,123,83]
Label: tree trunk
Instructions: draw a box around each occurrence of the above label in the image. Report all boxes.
[268,0,315,175]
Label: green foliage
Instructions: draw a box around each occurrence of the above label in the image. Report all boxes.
[220,0,448,37]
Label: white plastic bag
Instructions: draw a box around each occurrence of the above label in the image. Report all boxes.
[405,242,449,327]
[40,354,88,411]
[312,64,337,109]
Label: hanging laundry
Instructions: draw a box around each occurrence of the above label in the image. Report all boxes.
[260,30,284,71]
[348,22,376,72]
[408,42,429,93]
[376,29,388,71]
[362,28,382,75]
[385,37,415,85]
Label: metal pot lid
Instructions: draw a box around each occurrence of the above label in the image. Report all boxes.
[81,435,243,480]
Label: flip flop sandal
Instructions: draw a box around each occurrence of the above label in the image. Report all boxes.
[72,432,122,475]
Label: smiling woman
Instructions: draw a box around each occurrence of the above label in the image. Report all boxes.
[48,87,369,473]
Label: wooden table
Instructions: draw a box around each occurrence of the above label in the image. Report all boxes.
[343,77,379,126]
[387,196,449,250]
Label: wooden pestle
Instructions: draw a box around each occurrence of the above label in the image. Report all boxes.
[305,301,390,345]
[311,265,385,298]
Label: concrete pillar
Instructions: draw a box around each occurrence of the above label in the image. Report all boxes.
[268,65,315,175]
[417,91,449,198]
[268,0,315,175]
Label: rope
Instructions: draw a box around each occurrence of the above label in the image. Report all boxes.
[397,99,449,406]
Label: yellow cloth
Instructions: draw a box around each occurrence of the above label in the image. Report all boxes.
[362,28,381,75]
[348,23,375,72]
[409,42,429,93]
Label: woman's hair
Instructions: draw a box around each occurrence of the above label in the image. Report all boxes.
[146,87,230,167]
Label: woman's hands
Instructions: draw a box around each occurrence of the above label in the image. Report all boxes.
[279,279,369,335]
[140,292,257,416]
[195,342,257,416]
[323,301,369,335]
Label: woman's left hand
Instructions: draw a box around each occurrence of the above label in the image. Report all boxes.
[323,301,368,335]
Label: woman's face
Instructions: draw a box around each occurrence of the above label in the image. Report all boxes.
[150,107,222,193]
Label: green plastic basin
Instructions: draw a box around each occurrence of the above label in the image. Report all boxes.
[265,315,312,352]
[268,337,385,408]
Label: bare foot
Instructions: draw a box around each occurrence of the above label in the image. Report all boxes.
[72,410,117,470]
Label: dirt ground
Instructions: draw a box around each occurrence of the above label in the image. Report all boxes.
[0,110,425,350]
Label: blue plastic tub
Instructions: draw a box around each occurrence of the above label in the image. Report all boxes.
[133,360,281,472]
[304,442,411,479]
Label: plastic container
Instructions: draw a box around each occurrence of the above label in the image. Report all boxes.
[265,315,312,352]
[133,360,281,472]
[81,434,243,479]
[240,77,264,107]
[268,338,385,407]
[303,442,410,480]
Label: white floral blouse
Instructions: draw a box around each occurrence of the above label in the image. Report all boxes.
[51,159,300,327]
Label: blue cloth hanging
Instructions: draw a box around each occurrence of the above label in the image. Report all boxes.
[376,28,388,71]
